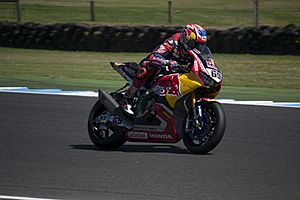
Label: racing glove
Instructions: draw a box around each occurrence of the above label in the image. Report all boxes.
[166,60,181,72]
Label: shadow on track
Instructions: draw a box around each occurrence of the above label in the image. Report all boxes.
[70,144,211,155]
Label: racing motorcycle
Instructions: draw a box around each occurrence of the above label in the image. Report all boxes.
[88,48,226,154]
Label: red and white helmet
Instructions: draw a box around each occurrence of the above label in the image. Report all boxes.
[180,24,207,52]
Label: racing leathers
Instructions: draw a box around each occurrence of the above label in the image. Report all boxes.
[125,33,193,98]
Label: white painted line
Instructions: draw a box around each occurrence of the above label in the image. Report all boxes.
[0,195,60,200]
[0,87,28,90]
[0,87,97,97]
[218,99,300,108]
[0,87,299,108]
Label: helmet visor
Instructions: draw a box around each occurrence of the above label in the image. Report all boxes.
[185,38,206,51]
[186,39,198,49]
[197,43,206,52]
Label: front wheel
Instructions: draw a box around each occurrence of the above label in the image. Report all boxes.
[182,102,226,154]
[87,100,126,150]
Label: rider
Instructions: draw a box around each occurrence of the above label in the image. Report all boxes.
[123,24,212,114]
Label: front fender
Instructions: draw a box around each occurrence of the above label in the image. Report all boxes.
[173,94,192,136]
[173,95,221,136]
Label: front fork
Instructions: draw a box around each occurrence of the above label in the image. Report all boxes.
[192,92,202,127]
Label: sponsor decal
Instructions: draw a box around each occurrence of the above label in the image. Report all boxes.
[156,74,181,97]
[167,74,181,97]
[134,124,165,131]
[190,50,206,73]
[156,44,168,54]
[193,59,199,71]
[206,58,216,69]
[149,134,173,140]
[127,132,148,139]
[192,48,201,55]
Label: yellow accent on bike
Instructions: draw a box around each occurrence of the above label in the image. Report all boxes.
[166,72,202,108]
[114,63,123,67]
[192,92,196,105]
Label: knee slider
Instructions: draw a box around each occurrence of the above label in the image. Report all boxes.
[136,67,147,79]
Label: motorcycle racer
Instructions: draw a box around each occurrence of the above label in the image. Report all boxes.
[123,24,214,114]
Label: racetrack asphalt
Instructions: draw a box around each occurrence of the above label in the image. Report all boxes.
[0,92,299,200]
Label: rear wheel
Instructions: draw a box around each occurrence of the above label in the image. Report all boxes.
[182,102,226,154]
[87,101,126,150]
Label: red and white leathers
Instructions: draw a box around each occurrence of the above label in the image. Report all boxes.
[125,33,194,98]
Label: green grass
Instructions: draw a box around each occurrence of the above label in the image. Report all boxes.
[0,0,299,28]
[0,47,299,101]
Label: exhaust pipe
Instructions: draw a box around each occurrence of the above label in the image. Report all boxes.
[98,89,119,115]
[98,89,133,128]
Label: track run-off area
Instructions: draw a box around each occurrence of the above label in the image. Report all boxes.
[0,91,299,200]
[0,87,300,108]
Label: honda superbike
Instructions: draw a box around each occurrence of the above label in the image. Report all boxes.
[88,49,226,154]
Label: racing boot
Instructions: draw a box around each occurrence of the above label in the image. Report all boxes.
[122,84,138,115]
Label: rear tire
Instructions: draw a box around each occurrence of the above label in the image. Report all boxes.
[182,102,226,154]
[87,101,126,150]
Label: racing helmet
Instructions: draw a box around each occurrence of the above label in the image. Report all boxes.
[180,24,207,53]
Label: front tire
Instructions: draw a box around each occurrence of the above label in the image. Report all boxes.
[87,101,126,150]
[182,102,226,154]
